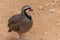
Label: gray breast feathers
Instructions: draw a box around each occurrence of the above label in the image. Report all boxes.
[8,14,33,33]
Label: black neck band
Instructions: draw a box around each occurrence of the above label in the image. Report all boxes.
[24,10,32,20]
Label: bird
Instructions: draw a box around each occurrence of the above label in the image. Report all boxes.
[8,5,33,40]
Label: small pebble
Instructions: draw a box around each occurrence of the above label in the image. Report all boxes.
[38,6,44,10]
[45,32,48,35]
[49,8,55,12]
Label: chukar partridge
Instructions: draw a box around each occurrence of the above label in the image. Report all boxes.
[8,5,33,40]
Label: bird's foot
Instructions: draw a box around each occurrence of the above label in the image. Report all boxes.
[17,36,23,40]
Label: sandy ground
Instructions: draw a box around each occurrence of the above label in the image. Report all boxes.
[0,0,60,40]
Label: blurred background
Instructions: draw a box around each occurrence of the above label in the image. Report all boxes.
[0,0,60,40]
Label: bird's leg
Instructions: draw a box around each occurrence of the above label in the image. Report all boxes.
[17,35,23,40]
[17,32,24,40]
[8,27,12,32]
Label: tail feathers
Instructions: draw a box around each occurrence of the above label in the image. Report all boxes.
[8,29,12,32]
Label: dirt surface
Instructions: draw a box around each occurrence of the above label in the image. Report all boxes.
[0,0,60,40]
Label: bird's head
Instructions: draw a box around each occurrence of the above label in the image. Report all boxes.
[22,5,33,16]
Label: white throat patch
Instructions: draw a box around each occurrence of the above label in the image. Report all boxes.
[25,10,30,16]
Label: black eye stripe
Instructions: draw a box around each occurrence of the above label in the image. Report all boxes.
[24,8,32,20]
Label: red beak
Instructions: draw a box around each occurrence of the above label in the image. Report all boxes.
[29,8,33,11]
